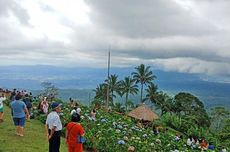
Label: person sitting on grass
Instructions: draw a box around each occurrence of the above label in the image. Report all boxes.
[199,139,208,150]
[187,135,194,148]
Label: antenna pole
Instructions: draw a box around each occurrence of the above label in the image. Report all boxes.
[106,51,110,109]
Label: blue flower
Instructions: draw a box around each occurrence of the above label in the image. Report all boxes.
[100,118,107,123]
[118,140,125,145]
[117,125,123,129]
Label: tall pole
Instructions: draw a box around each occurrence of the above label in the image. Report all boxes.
[106,51,110,110]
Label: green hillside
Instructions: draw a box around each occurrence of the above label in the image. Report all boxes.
[0,106,68,152]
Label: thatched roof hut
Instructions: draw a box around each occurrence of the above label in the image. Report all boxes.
[127,104,159,121]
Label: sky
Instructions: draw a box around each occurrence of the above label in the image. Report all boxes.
[0,0,230,82]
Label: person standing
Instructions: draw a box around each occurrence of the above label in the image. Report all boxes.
[45,102,62,152]
[0,94,6,122]
[66,113,85,152]
[90,109,96,121]
[23,94,33,115]
[10,95,30,136]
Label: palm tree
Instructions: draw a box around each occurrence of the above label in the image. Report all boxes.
[132,64,156,103]
[145,83,159,104]
[93,83,108,106]
[107,74,121,106]
[156,91,174,115]
[120,76,138,112]
[113,102,125,113]
[145,83,173,115]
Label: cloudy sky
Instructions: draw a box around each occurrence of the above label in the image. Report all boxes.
[0,0,230,80]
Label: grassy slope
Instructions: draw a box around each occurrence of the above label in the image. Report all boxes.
[0,106,68,152]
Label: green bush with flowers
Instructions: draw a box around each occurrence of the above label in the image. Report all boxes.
[29,101,223,151]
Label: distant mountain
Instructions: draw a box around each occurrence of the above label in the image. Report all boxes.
[0,65,229,109]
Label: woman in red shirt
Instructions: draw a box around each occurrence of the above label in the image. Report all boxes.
[66,113,85,152]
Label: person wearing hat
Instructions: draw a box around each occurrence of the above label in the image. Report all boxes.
[65,113,85,152]
[45,102,62,152]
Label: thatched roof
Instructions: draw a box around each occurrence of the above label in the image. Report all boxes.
[127,104,159,121]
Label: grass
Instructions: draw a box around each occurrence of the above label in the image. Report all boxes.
[0,106,68,152]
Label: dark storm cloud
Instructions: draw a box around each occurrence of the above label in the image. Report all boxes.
[85,0,218,38]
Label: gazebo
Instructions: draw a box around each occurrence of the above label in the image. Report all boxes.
[127,104,159,122]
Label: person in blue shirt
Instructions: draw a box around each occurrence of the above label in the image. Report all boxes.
[10,95,30,137]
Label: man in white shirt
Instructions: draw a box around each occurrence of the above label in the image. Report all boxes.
[45,102,62,152]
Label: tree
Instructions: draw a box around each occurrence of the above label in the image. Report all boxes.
[113,102,125,113]
[126,100,135,110]
[120,76,138,112]
[145,83,159,104]
[145,83,173,115]
[155,91,174,115]
[40,82,59,101]
[174,92,211,127]
[107,74,121,106]
[210,107,230,132]
[93,83,109,106]
[219,118,230,148]
[132,64,156,103]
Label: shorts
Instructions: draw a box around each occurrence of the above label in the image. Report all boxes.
[13,117,26,127]
[0,107,3,112]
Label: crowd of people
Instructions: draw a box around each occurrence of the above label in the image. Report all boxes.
[186,135,227,151]
[0,88,95,152]
[151,126,227,152]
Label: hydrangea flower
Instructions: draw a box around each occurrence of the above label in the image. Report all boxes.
[131,137,135,140]
[118,140,125,145]
[100,118,107,123]
[143,134,148,138]
[131,126,136,130]
[150,143,155,146]
[117,125,123,129]
[128,146,135,151]
[115,129,121,133]
[123,136,128,141]
[155,139,161,144]
[122,131,127,135]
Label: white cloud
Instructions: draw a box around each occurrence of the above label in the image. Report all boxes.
[152,57,230,76]
[0,0,230,80]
